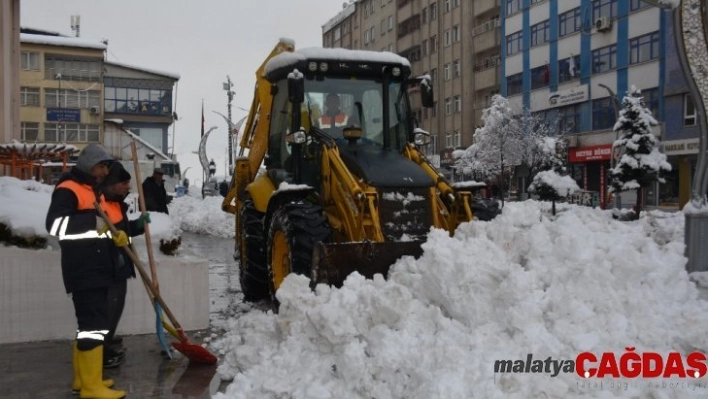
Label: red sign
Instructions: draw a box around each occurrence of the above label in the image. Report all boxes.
[569,144,612,163]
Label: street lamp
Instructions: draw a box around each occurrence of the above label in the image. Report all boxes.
[223,76,235,176]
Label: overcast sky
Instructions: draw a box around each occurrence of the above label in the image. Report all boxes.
[21,0,349,186]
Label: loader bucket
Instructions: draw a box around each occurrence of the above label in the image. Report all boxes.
[310,241,425,287]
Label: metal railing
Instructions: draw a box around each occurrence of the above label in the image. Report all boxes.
[472,19,500,37]
[473,57,501,72]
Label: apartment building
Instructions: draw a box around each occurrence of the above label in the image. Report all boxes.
[322,0,502,172]
[500,0,664,208]
[1,0,21,144]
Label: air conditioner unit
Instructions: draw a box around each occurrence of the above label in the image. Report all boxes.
[89,105,101,115]
[594,16,612,32]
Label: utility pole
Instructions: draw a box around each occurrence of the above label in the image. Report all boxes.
[223,76,235,176]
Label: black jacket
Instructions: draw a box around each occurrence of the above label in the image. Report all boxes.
[45,168,117,293]
[103,192,144,281]
[142,177,169,214]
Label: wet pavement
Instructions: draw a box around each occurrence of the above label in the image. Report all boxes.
[0,232,247,398]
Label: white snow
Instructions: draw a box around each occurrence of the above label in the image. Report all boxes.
[20,33,107,50]
[529,170,581,197]
[452,180,487,189]
[211,201,708,398]
[106,60,181,80]
[265,47,411,76]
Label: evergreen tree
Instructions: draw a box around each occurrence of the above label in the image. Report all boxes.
[609,87,671,219]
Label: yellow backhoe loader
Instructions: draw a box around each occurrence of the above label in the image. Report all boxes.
[222,39,481,301]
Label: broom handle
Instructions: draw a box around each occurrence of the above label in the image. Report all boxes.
[130,140,160,291]
[94,202,183,332]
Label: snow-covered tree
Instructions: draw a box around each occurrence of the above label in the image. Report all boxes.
[529,170,580,216]
[517,112,567,179]
[609,86,671,219]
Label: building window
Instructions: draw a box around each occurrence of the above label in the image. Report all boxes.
[558,104,581,133]
[429,134,438,154]
[389,43,394,52]
[104,85,173,115]
[20,87,40,106]
[45,89,100,109]
[592,44,617,74]
[430,35,438,53]
[444,0,451,12]
[593,97,616,130]
[453,0,460,7]
[506,31,523,56]
[559,8,582,37]
[530,65,550,90]
[431,68,438,83]
[431,101,437,118]
[422,39,428,55]
[422,8,427,23]
[506,73,523,96]
[629,32,660,64]
[335,26,342,41]
[506,0,522,16]
[44,123,100,143]
[530,20,550,47]
[630,0,650,11]
[685,94,696,126]
[45,56,102,82]
[381,20,386,34]
[453,130,461,147]
[453,59,460,78]
[592,0,618,21]
[558,54,581,83]
[453,96,461,113]
[388,16,393,30]
[444,30,451,47]
[445,132,453,148]
[21,51,40,71]
[453,25,460,42]
[642,87,660,119]
[430,2,437,20]
[444,63,451,80]
[445,97,452,115]
[21,122,39,141]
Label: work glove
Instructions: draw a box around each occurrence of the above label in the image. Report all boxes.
[112,230,129,247]
[136,212,151,230]
[96,216,109,235]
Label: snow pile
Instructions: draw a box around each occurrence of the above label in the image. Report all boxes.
[168,194,235,238]
[213,201,708,399]
[0,176,53,237]
[529,170,580,197]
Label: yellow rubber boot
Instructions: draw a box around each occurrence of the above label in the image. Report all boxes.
[77,346,125,399]
[72,342,114,394]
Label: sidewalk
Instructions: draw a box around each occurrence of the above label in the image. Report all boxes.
[0,332,227,398]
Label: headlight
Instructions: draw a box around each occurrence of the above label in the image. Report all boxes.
[308,62,318,72]
[392,67,401,77]
[319,62,329,72]
[414,132,431,146]
[285,130,307,144]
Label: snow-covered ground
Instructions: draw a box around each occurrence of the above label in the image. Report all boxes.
[3,176,708,398]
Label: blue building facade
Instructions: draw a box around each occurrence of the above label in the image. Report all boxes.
[500,0,667,208]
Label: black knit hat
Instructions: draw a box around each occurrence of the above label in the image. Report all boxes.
[103,162,132,186]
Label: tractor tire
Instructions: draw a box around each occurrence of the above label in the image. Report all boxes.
[266,201,331,297]
[238,198,270,301]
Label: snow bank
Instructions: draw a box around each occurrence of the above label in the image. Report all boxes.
[213,201,708,399]
[0,177,53,237]
[168,194,235,238]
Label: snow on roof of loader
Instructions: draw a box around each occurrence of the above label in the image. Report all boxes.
[264,47,411,77]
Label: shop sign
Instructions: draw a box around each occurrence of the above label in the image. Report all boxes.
[569,144,612,163]
[47,108,81,122]
[661,138,699,156]
[546,84,588,109]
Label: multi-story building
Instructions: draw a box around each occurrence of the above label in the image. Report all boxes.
[501,0,664,208]
[322,0,502,174]
[0,0,21,145]
[19,30,107,146]
[103,61,179,154]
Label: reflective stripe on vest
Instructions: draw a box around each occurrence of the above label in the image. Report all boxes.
[318,113,349,128]
[50,180,119,241]
[76,329,109,341]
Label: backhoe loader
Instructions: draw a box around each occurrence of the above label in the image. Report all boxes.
[222,39,479,301]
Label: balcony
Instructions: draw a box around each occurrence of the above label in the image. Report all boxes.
[474,0,499,16]
[474,65,500,91]
[472,18,500,37]
[473,25,501,53]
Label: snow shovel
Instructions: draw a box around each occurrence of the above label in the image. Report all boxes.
[95,202,218,365]
[130,140,172,358]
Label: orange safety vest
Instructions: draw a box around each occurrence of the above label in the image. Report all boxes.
[48,181,121,240]
[318,113,349,128]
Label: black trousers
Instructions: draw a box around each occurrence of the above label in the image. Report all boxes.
[71,288,110,351]
[105,279,127,347]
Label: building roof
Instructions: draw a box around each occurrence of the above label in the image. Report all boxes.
[104,120,174,162]
[20,26,64,36]
[105,60,180,80]
[20,33,107,50]
[322,1,357,33]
